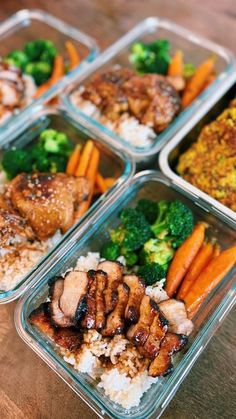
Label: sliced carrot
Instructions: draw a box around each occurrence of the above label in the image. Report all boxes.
[184,245,236,319]
[34,55,64,98]
[181,57,215,108]
[177,242,214,300]
[74,146,100,219]
[74,140,94,177]
[66,144,81,175]
[96,173,107,194]
[65,41,80,70]
[104,177,116,188]
[165,223,206,298]
[168,50,183,77]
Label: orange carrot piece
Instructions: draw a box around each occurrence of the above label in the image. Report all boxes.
[181,57,215,108]
[66,144,81,175]
[177,242,214,300]
[212,243,221,258]
[184,245,236,319]
[96,173,107,194]
[74,140,94,177]
[65,41,80,70]
[34,55,64,98]
[74,146,100,219]
[165,223,206,298]
[105,177,116,188]
[168,50,183,77]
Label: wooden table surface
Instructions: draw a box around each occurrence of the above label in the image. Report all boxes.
[0,1,236,418]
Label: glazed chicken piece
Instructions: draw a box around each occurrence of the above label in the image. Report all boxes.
[7,173,90,240]
[95,270,107,330]
[127,296,159,346]
[81,270,97,329]
[49,277,73,328]
[82,68,134,120]
[149,332,188,377]
[123,275,146,324]
[138,310,168,358]
[0,208,35,247]
[30,302,82,351]
[97,260,124,313]
[158,299,194,336]
[59,271,89,326]
[102,283,129,337]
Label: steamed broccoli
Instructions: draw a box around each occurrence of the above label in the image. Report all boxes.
[136,199,159,224]
[2,148,32,179]
[5,50,28,70]
[137,263,167,285]
[39,129,72,156]
[110,207,152,252]
[140,238,174,267]
[101,242,120,261]
[25,62,52,86]
[130,39,171,74]
[151,200,194,248]
[24,39,57,64]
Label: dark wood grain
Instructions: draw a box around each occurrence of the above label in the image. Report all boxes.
[0,1,236,418]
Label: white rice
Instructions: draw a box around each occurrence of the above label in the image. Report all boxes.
[70,89,156,149]
[60,252,169,410]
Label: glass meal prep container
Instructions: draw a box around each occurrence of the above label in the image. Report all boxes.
[0,105,134,304]
[159,76,236,223]
[15,170,236,419]
[62,17,235,166]
[0,8,98,142]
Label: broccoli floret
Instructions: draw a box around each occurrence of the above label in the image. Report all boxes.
[120,247,138,267]
[137,263,167,285]
[117,208,152,251]
[183,63,196,79]
[2,148,32,179]
[130,39,171,75]
[135,199,159,224]
[5,50,28,70]
[39,129,72,156]
[25,62,52,85]
[140,238,174,267]
[101,242,120,261]
[151,200,194,248]
[49,155,68,173]
[24,39,57,63]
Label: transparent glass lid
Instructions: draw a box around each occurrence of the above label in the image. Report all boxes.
[15,171,236,419]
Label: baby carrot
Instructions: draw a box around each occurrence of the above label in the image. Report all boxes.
[95,173,107,194]
[104,177,116,188]
[184,245,236,319]
[34,55,64,98]
[66,144,81,175]
[168,50,183,77]
[65,41,80,70]
[177,242,214,300]
[74,140,94,177]
[181,57,215,108]
[165,223,206,298]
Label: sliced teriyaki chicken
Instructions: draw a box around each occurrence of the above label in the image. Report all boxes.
[94,270,107,330]
[158,299,194,336]
[148,332,188,377]
[102,283,129,337]
[49,277,74,327]
[7,173,90,240]
[30,302,82,351]
[127,296,159,346]
[97,260,124,313]
[123,274,145,324]
[59,271,89,325]
[81,270,97,329]
[138,310,168,358]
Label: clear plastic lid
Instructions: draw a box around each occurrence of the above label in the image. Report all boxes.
[62,17,235,164]
[0,9,98,142]
[159,76,236,223]
[15,171,236,418]
[0,105,134,304]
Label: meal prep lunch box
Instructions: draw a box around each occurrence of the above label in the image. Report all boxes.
[0,105,134,304]
[0,8,98,141]
[62,17,235,166]
[159,75,236,223]
[15,170,236,419]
